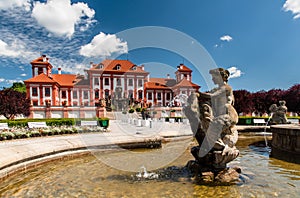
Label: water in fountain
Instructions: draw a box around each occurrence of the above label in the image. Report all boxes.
[135,166,159,180]
[1,136,300,197]
[263,112,273,148]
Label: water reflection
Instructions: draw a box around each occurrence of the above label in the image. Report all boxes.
[0,135,299,197]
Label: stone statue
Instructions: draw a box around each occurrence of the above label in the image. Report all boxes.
[184,68,240,183]
[269,100,289,124]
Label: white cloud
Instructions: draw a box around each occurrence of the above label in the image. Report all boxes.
[0,0,31,11]
[20,73,27,77]
[0,77,22,84]
[227,66,243,79]
[283,0,300,19]
[79,32,128,58]
[0,40,20,57]
[220,35,233,42]
[31,0,95,38]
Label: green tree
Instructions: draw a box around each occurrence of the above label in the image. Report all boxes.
[10,82,26,93]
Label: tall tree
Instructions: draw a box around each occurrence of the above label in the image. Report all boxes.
[283,84,300,114]
[0,88,30,119]
[233,90,254,114]
[11,82,26,93]
[265,89,285,111]
[251,90,268,115]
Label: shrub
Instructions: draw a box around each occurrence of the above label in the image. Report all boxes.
[135,107,142,112]
[0,132,15,140]
[128,109,134,113]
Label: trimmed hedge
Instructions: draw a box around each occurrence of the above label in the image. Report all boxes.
[0,117,109,128]
[237,116,300,125]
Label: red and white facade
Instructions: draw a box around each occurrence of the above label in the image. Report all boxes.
[24,55,200,118]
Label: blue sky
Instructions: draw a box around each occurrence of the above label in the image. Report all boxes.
[0,0,300,92]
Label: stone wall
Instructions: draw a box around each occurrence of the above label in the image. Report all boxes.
[271,124,300,163]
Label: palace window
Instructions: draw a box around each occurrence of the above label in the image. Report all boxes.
[128,90,133,99]
[166,92,171,100]
[138,79,143,87]
[128,79,133,86]
[83,91,89,99]
[116,78,121,86]
[94,78,99,85]
[61,91,67,99]
[105,90,110,98]
[32,100,38,106]
[95,90,99,99]
[147,92,152,100]
[157,92,162,100]
[138,90,143,99]
[98,63,104,69]
[73,91,78,99]
[45,87,50,97]
[131,66,137,70]
[104,78,109,86]
[32,87,38,96]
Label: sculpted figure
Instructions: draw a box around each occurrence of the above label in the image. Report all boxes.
[269,100,289,124]
[184,68,239,170]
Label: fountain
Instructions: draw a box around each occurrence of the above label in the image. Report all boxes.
[183,68,241,183]
[1,137,300,197]
[1,68,300,196]
[268,100,300,163]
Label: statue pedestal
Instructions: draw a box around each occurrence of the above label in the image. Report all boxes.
[187,160,241,184]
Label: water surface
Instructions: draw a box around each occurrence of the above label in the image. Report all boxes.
[0,135,299,198]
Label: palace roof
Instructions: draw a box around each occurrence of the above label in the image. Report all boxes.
[30,55,52,67]
[176,64,192,72]
[24,73,77,87]
[172,78,200,89]
[51,74,77,87]
[24,73,56,84]
[89,59,148,74]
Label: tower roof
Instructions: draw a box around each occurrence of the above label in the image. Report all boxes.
[176,64,192,72]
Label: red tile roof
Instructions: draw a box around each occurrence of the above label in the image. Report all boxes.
[144,81,171,90]
[30,55,52,67]
[52,74,77,87]
[172,78,200,89]
[24,73,77,87]
[176,64,192,72]
[149,78,169,85]
[90,59,148,74]
[24,73,56,84]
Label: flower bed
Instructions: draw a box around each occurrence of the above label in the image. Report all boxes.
[0,125,109,141]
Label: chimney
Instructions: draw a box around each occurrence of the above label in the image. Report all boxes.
[167,74,170,79]
[90,62,94,68]
[58,67,61,75]
[141,65,144,70]
[180,63,183,69]
[42,55,47,62]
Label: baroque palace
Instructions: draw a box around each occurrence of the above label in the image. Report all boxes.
[24,55,200,119]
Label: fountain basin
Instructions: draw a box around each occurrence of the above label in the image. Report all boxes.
[271,124,300,163]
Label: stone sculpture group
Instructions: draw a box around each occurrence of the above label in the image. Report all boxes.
[184,68,241,183]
